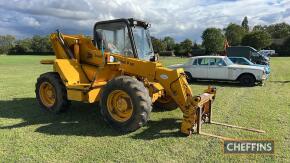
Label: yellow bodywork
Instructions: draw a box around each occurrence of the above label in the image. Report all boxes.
[44,33,216,135]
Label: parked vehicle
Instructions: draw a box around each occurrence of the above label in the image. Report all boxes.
[169,56,266,86]
[226,46,269,65]
[228,57,270,78]
[259,50,276,57]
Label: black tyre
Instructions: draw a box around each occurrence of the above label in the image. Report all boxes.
[153,96,178,111]
[239,74,256,87]
[100,76,152,133]
[185,71,194,82]
[35,72,70,113]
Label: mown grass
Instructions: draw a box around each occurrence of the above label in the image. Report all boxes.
[0,55,289,162]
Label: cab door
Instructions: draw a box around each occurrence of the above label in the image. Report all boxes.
[207,58,228,80]
[189,58,209,79]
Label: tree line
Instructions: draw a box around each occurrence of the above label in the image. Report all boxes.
[0,35,52,54]
[1,17,290,56]
[152,17,290,56]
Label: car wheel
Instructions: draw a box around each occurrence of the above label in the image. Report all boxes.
[239,74,255,87]
[184,71,194,82]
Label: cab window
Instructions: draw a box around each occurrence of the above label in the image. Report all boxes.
[230,58,237,63]
[208,58,225,66]
[216,58,226,66]
[192,59,198,65]
[237,58,250,65]
[95,22,133,57]
[198,58,209,65]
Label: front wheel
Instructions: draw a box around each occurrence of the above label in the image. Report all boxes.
[239,74,256,87]
[100,76,152,133]
[184,71,194,82]
[153,96,178,111]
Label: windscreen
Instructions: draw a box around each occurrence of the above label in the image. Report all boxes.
[132,26,154,61]
[95,22,134,57]
[224,57,234,65]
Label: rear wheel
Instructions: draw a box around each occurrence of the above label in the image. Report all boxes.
[153,95,178,111]
[239,74,255,87]
[35,72,70,113]
[184,71,194,82]
[100,76,152,133]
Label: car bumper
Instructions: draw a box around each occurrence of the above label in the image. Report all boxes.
[257,74,267,86]
[265,73,270,79]
[262,74,267,80]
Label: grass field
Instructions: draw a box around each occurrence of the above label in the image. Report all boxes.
[0,55,290,162]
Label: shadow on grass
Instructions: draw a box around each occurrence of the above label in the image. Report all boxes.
[0,98,121,137]
[269,80,290,83]
[189,80,244,88]
[130,118,183,140]
[0,98,182,139]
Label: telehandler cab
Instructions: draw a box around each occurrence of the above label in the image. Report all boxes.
[36,18,264,138]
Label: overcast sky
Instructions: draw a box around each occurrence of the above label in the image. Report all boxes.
[0,0,289,42]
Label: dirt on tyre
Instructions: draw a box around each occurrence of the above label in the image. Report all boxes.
[153,95,178,111]
[239,74,256,87]
[35,72,70,113]
[100,76,152,133]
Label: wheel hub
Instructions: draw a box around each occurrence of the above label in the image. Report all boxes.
[39,82,56,107]
[107,90,133,122]
[117,98,128,112]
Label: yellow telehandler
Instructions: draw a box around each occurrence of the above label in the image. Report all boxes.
[35,18,264,138]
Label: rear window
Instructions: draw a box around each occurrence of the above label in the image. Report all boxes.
[192,59,198,65]
[198,58,209,65]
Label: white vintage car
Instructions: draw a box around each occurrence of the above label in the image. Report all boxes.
[168,56,266,86]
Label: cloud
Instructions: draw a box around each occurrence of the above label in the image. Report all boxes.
[0,0,289,42]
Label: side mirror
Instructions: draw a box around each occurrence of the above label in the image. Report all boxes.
[218,63,223,66]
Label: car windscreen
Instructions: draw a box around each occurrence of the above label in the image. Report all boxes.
[224,57,234,65]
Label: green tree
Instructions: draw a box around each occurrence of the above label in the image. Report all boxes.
[18,38,32,52]
[180,39,193,54]
[0,35,16,54]
[8,38,33,54]
[173,39,193,56]
[266,23,290,39]
[162,36,175,51]
[283,37,290,51]
[202,28,225,54]
[31,35,52,52]
[151,37,166,53]
[241,16,249,32]
[242,31,272,50]
[225,23,246,45]
[173,43,183,56]
[252,25,267,32]
[192,41,202,49]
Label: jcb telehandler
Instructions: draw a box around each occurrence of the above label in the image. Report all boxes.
[36,18,264,138]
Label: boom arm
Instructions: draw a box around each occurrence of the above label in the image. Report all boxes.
[155,67,216,135]
[110,54,216,135]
